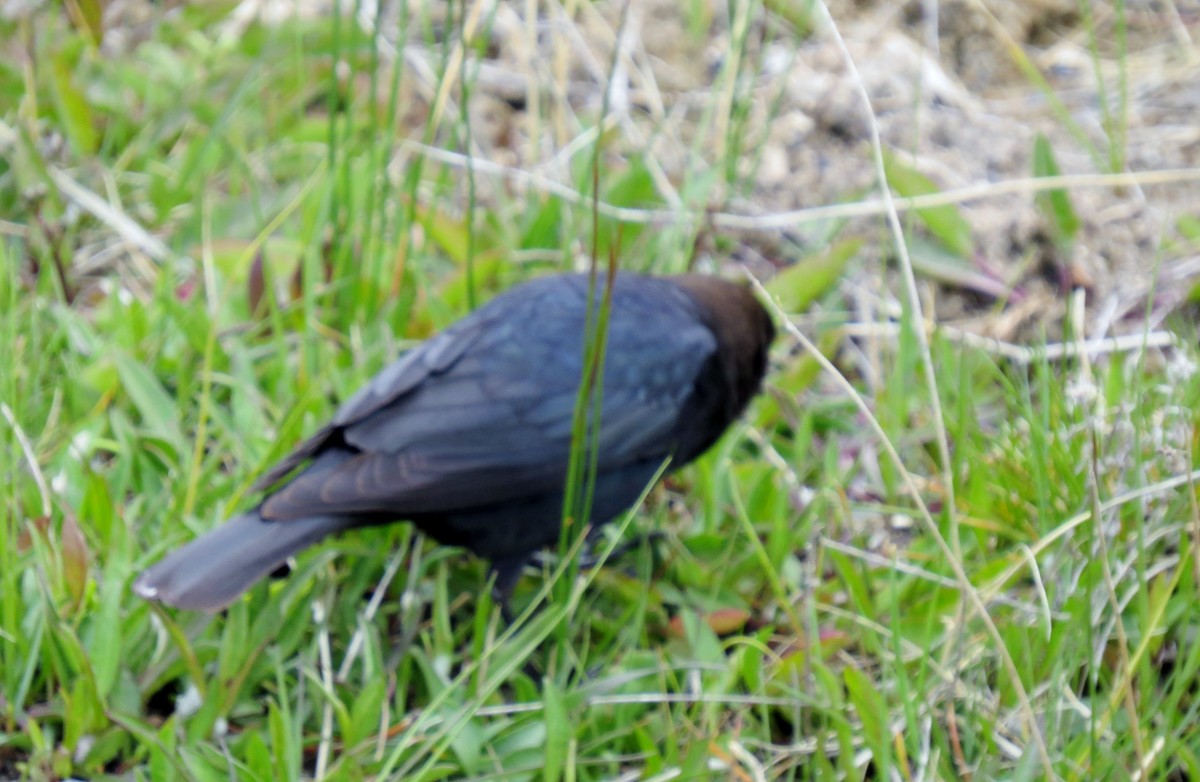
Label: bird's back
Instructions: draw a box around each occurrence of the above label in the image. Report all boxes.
[260,275,718,530]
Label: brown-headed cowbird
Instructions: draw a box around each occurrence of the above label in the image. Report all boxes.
[133,272,774,611]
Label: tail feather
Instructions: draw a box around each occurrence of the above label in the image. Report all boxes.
[133,511,354,612]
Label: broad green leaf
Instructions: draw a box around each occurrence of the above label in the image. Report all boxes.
[240,731,274,782]
[348,678,387,747]
[763,0,816,36]
[51,50,98,155]
[767,238,860,313]
[114,352,184,456]
[1033,134,1080,245]
[883,152,973,257]
[65,0,105,45]
[542,680,569,782]
[844,665,891,773]
[908,237,1009,299]
[63,675,107,751]
[84,544,125,697]
[1177,214,1200,242]
[416,203,472,265]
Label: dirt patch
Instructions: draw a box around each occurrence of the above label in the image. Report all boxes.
[461,0,1200,341]
[76,0,1200,341]
[751,16,1197,340]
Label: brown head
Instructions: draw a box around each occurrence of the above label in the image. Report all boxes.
[671,274,775,422]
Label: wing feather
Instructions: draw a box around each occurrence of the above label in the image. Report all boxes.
[259,275,718,522]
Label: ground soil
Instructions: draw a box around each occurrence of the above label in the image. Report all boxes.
[102,0,1200,342]
[469,0,1200,342]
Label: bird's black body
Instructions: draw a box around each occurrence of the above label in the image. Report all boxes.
[134,272,774,611]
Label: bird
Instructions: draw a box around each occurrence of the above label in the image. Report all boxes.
[133,271,775,612]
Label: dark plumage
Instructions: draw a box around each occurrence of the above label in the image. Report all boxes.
[133,272,774,611]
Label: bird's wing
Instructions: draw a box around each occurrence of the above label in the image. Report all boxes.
[261,279,717,520]
[253,297,510,491]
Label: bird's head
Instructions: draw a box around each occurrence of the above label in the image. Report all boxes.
[671,274,775,413]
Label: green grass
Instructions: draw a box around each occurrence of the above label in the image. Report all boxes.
[3,3,1200,781]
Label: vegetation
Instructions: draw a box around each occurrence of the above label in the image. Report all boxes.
[2,2,1199,779]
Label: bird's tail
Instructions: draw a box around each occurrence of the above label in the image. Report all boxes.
[133,511,355,612]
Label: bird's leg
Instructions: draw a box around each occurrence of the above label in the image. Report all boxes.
[488,557,547,681]
[490,557,526,625]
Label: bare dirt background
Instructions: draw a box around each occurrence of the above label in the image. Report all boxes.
[210,0,1200,342]
[65,0,1200,345]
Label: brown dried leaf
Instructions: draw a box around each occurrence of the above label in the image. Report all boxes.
[248,251,267,316]
[667,608,751,638]
[61,513,91,604]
